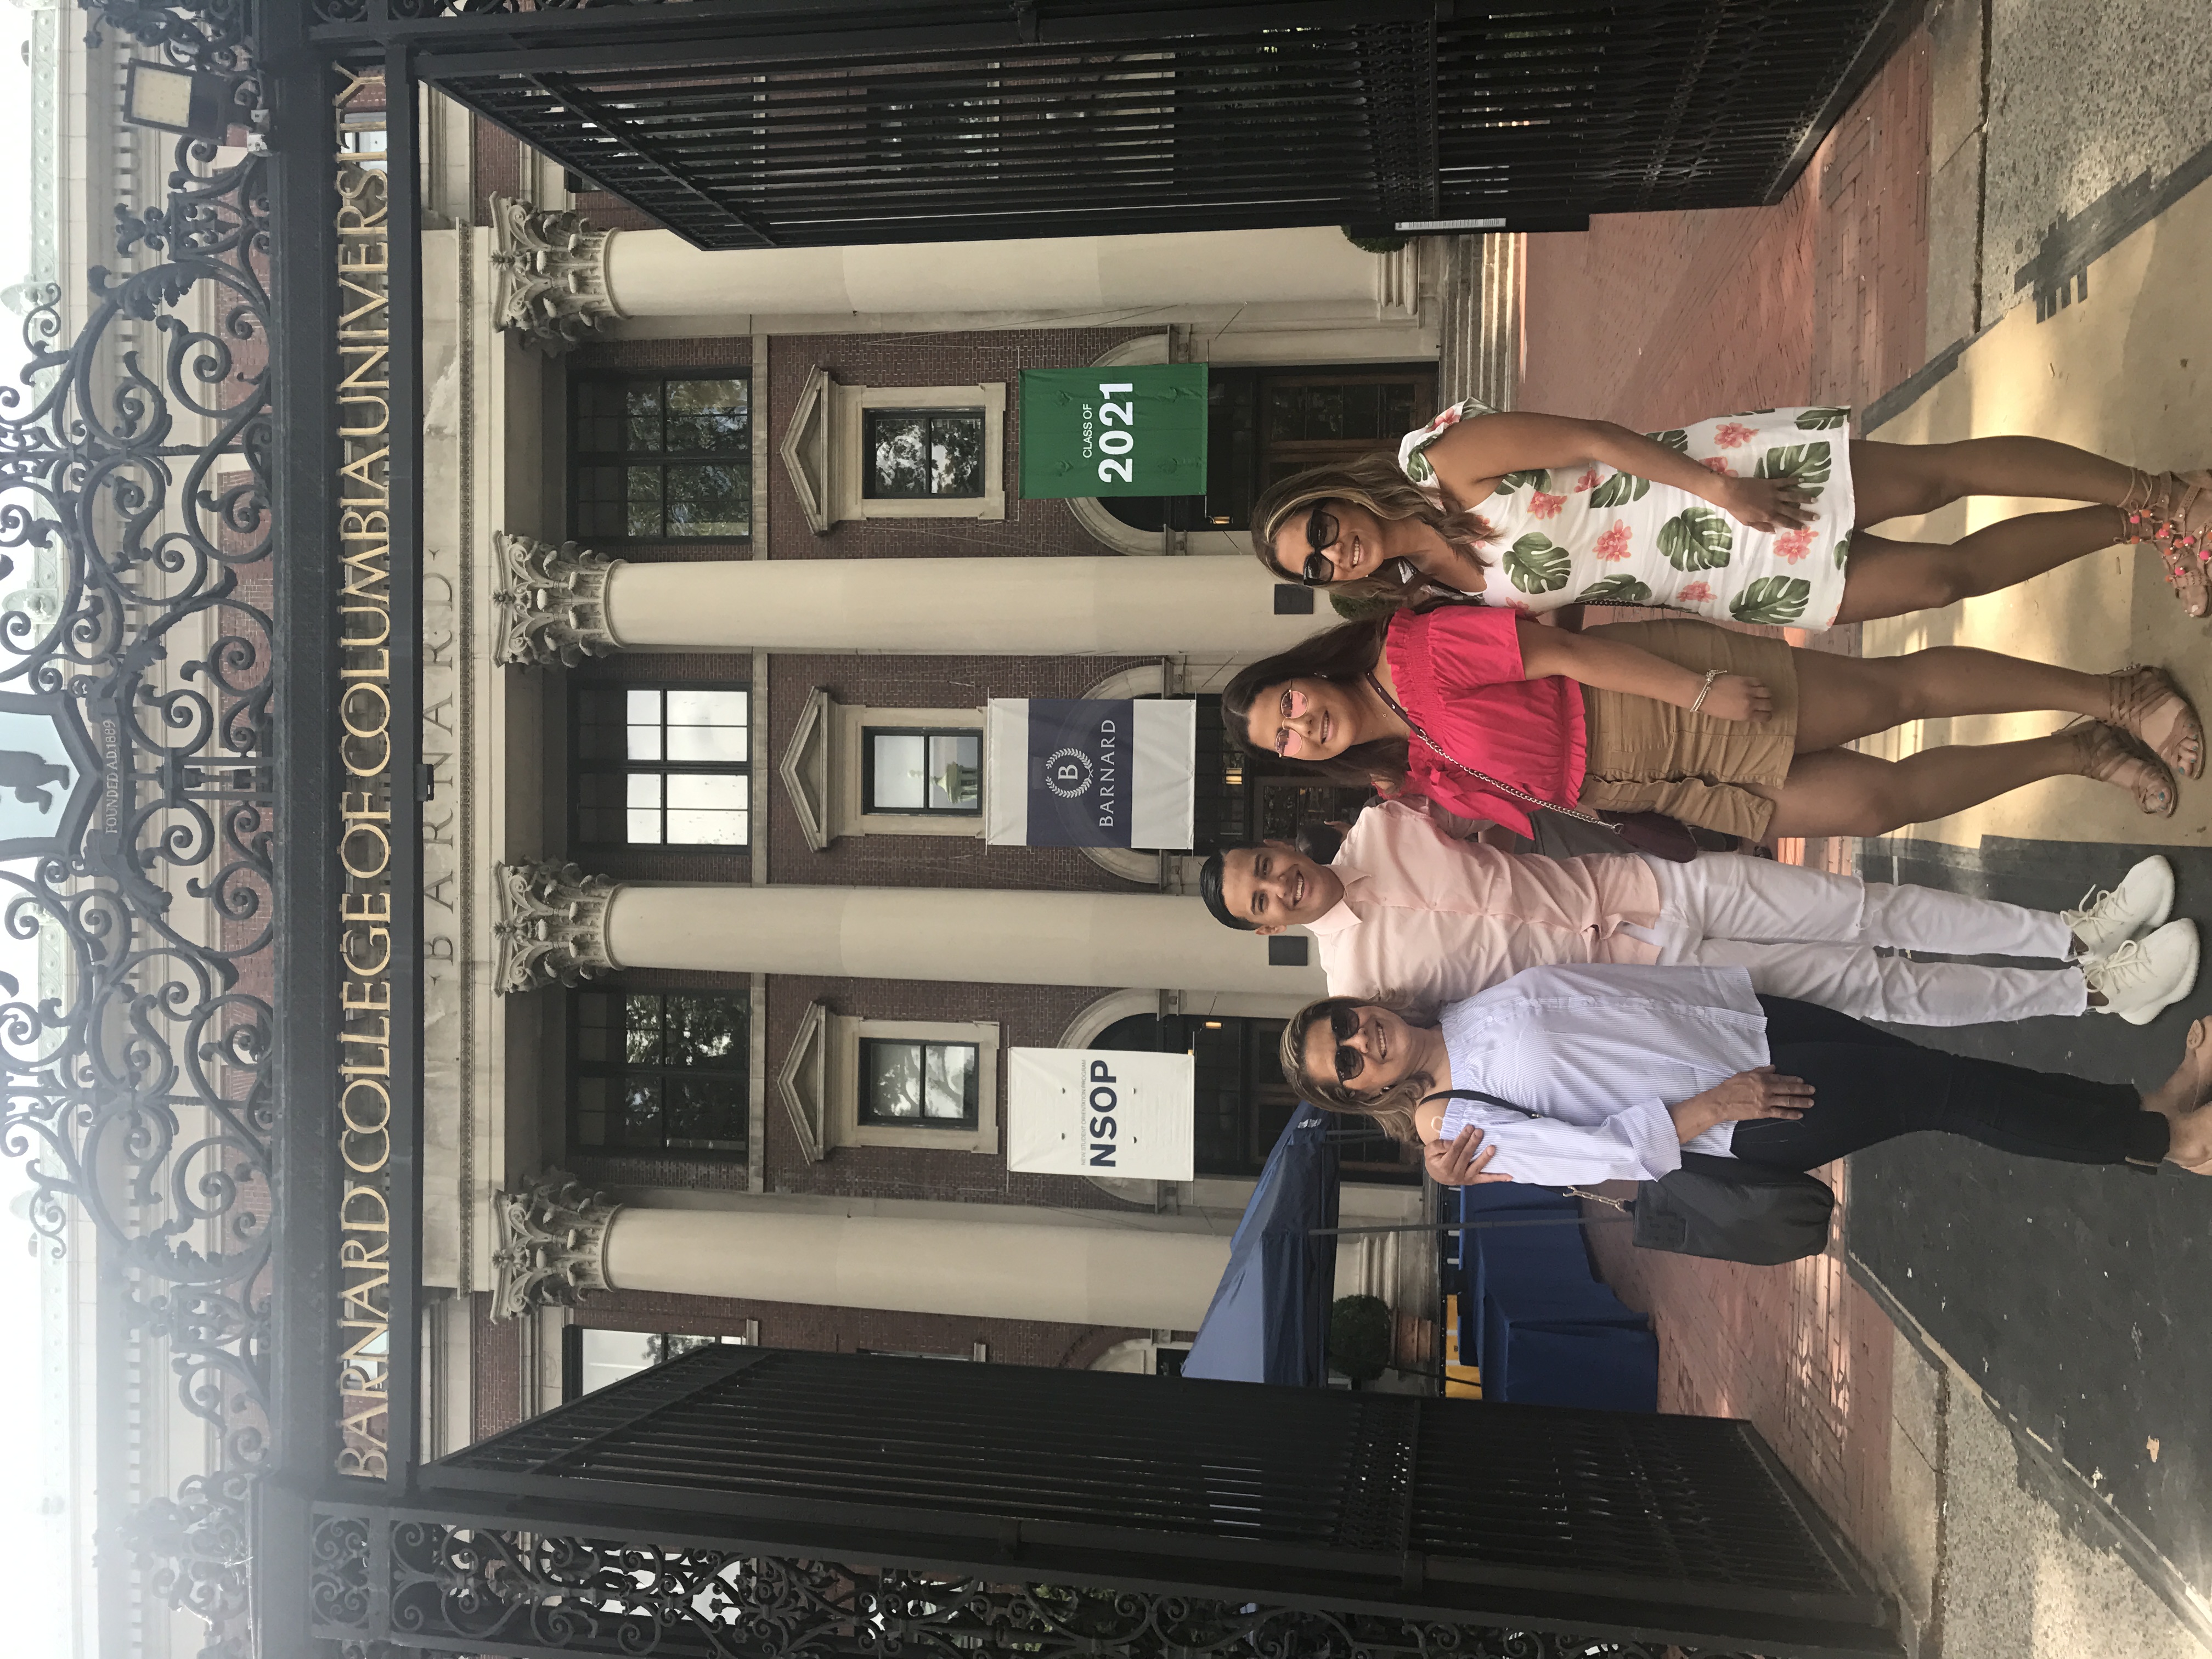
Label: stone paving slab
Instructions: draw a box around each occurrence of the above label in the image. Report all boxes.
[1850,836,2212,1645]
[1939,1352,2207,1659]
[1830,48,2212,1647]
[1979,0,2212,334]
[1516,10,2212,1648]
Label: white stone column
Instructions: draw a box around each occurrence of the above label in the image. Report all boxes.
[488,196,1390,348]
[492,534,1316,664]
[495,1172,1230,1329]
[606,225,1388,320]
[493,862,1324,999]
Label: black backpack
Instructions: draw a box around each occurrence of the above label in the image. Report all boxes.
[1426,1091,1834,1266]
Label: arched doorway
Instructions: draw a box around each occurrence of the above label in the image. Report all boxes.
[1093,1013,1415,1183]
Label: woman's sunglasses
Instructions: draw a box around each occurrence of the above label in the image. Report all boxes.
[1328,1002,1365,1083]
[1297,507,1340,586]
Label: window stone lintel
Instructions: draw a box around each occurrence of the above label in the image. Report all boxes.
[779,369,1007,529]
[778,365,836,536]
[775,1000,831,1164]
[778,685,837,853]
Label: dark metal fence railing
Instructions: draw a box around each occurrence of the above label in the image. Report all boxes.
[310,1346,1900,1657]
[307,0,1909,249]
[442,28,1446,249]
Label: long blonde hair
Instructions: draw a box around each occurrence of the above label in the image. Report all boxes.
[1278,995,1437,1145]
[1250,453,1496,602]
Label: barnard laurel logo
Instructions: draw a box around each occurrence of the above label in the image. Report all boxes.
[1043,747,1093,799]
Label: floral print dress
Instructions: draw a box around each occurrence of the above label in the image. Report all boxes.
[1396,399,1857,628]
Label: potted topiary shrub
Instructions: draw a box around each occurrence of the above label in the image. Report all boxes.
[1328,1294,1393,1384]
[1341,227,1412,255]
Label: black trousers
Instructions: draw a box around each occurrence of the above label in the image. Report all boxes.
[1726,996,2170,1173]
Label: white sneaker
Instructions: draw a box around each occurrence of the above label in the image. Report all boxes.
[2062,855,2176,960]
[2084,918,2200,1025]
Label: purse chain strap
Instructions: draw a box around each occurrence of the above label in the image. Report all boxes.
[1566,1187,1631,1210]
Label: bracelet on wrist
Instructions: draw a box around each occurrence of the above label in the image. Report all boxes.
[1688,668,1724,714]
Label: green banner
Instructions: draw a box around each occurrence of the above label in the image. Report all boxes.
[1018,364,1209,498]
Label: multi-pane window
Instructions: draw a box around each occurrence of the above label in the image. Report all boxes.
[572,990,750,1156]
[573,374,751,540]
[859,1038,979,1128]
[863,727,981,815]
[577,686,750,849]
[863,408,985,498]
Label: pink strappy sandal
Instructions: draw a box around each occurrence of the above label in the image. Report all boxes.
[2120,469,2212,617]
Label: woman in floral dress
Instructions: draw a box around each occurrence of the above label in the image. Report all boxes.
[1250,399,2212,625]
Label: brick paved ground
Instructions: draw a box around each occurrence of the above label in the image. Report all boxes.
[1520,29,1930,427]
[1583,1166,1898,1556]
[1519,26,1936,1568]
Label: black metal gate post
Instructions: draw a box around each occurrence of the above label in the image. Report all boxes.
[311,1346,1900,1658]
[304,0,1915,249]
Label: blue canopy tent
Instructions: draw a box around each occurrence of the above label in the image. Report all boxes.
[1181,1108,1341,1385]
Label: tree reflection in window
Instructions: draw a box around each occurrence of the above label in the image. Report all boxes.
[572,990,750,1155]
[573,374,751,540]
[864,408,984,498]
[859,1039,979,1127]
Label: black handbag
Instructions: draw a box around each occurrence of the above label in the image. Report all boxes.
[1425,1090,1834,1266]
[1616,1152,1833,1265]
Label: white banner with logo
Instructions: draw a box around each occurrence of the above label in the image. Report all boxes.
[984,697,1195,848]
[1006,1047,1195,1181]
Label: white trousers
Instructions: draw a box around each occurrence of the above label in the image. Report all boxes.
[1632,853,2085,1026]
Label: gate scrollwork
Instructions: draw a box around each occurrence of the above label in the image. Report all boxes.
[8,4,275,1657]
[309,1512,1769,1659]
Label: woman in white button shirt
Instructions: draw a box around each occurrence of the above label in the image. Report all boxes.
[1279,964,2212,1189]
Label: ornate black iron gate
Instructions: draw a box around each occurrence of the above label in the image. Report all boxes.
[22,4,1909,1656]
[310,1346,1899,1657]
[306,0,1914,248]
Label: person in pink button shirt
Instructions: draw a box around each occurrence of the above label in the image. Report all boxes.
[1198,797,2198,1026]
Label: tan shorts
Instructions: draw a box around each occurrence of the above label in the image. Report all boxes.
[1575,619,1798,841]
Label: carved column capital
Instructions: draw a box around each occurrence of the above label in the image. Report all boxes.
[490,1169,623,1321]
[491,532,622,667]
[488,193,624,354]
[493,860,619,995]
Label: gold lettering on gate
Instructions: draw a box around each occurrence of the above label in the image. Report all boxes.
[334,69,392,1482]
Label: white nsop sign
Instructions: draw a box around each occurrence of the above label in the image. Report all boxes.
[1006,1047,1195,1182]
